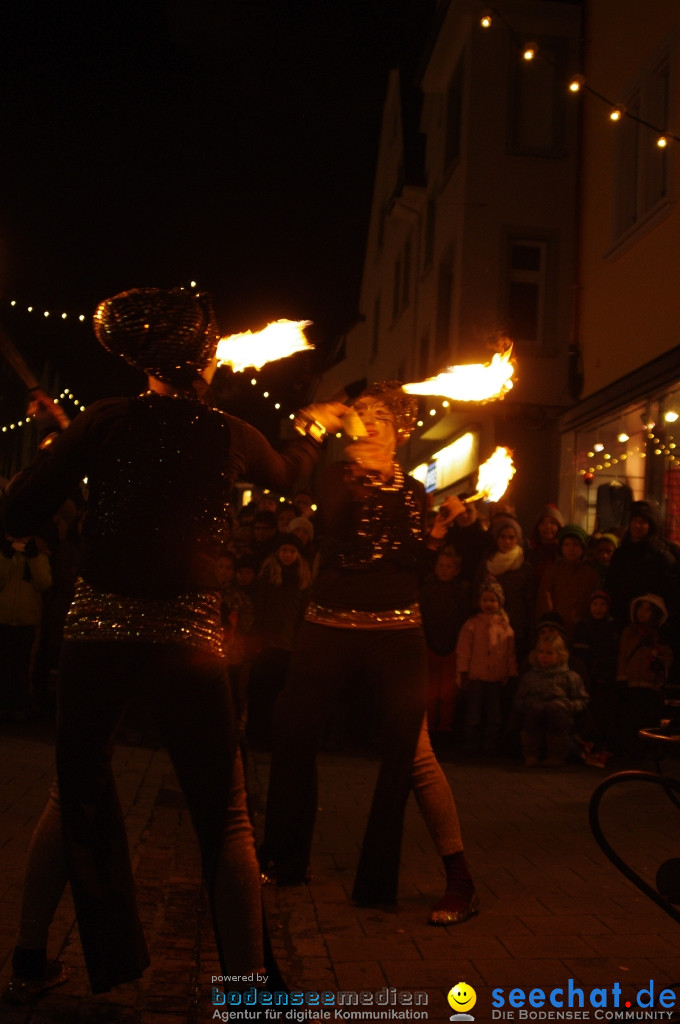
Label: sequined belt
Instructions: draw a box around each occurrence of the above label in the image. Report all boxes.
[63,578,224,656]
[304,601,421,630]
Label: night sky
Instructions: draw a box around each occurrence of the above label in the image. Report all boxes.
[0,0,433,413]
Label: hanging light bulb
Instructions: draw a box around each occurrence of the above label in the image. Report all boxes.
[609,105,625,122]
[523,42,537,61]
[480,9,493,28]
[568,75,585,93]
[657,134,669,148]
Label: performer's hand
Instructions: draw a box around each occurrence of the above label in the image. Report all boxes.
[430,495,466,538]
[296,402,349,439]
[345,439,394,478]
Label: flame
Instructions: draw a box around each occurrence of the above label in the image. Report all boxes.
[215,319,313,373]
[475,447,516,502]
[403,346,514,403]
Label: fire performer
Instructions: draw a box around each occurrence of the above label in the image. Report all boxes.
[261,381,478,920]
[2,286,346,999]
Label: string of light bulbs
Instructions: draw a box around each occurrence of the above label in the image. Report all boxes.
[0,389,86,435]
[480,6,680,147]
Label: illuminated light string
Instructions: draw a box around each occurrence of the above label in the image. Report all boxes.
[480,8,680,147]
[3,282,201,325]
[576,432,680,473]
[3,292,303,424]
[6,299,88,323]
[0,390,86,435]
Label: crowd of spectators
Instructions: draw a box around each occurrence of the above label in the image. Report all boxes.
[2,477,678,769]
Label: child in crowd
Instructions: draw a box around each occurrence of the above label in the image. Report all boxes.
[474,515,535,665]
[419,546,471,737]
[457,578,517,756]
[616,593,673,758]
[287,516,318,577]
[588,533,618,586]
[235,555,258,599]
[527,504,564,583]
[514,633,589,767]
[572,590,619,764]
[536,524,601,640]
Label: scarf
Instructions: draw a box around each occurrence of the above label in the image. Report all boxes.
[486,545,524,577]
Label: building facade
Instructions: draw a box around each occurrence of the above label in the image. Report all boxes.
[317,0,583,523]
[558,0,680,544]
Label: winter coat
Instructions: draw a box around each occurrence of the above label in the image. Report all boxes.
[572,615,619,687]
[514,661,589,716]
[616,624,673,690]
[419,575,471,655]
[536,559,602,638]
[456,612,517,683]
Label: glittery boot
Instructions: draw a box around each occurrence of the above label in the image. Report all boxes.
[427,852,479,926]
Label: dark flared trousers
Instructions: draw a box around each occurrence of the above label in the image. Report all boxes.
[262,623,427,905]
[55,640,259,994]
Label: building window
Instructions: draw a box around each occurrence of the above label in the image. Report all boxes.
[371,295,381,362]
[402,238,412,308]
[444,51,465,170]
[392,238,413,321]
[613,49,671,243]
[509,35,567,156]
[424,199,436,270]
[392,257,402,321]
[505,238,547,347]
[435,258,454,356]
[418,331,430,379]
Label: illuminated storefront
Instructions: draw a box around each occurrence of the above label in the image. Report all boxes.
[558,348,680,543]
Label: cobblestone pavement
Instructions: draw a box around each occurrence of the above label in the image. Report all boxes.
[1,719,679,1023]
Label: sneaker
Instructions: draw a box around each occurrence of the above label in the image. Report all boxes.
[3,960,70,1005]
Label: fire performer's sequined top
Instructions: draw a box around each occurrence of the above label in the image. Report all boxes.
[4,393,321,654]
[304,459,428,630]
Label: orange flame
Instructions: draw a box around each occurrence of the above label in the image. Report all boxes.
[403,346,514,402]
[472,447,516,502]
[215,319,313,373]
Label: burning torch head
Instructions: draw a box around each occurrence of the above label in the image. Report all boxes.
[93,287,220,388]
[357,381,418,446]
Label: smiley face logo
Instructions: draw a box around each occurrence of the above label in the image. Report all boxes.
[448,982,477,1016]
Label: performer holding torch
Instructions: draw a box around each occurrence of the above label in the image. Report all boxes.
[2,287,346,1000]
[261,381,479,919]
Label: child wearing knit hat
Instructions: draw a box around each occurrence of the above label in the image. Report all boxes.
[514,633,589,767]
[616,593,673,758]
[457,578,517,756]
[528,504,565,584]
[536,524,601,641]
